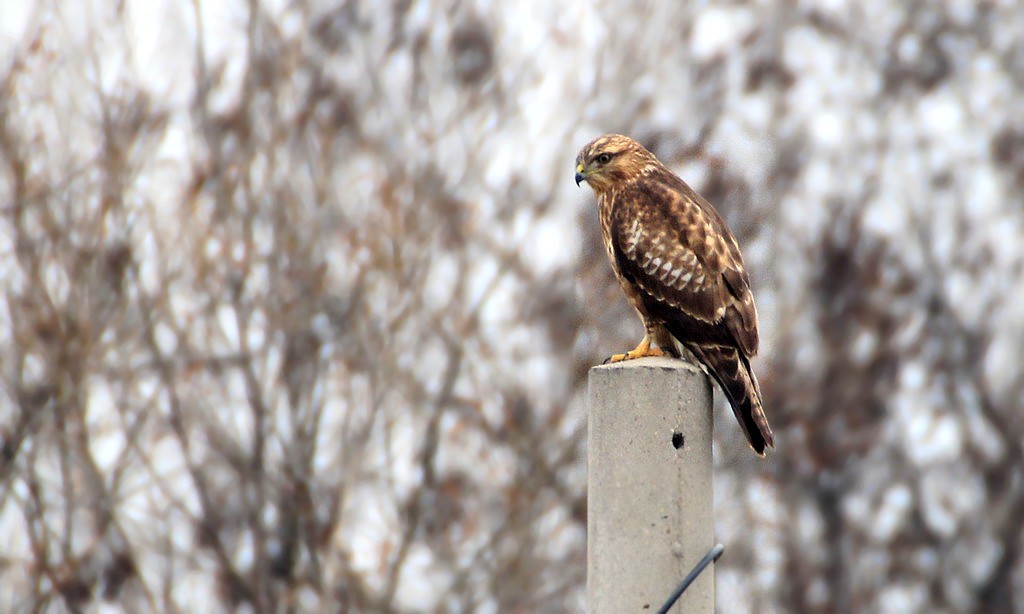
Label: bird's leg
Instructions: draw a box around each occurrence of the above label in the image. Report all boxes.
[604,334,666,364]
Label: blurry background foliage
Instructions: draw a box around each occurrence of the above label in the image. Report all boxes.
[1,0,1023,612]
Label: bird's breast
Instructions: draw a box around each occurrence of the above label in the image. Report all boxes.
[597,200,618,272]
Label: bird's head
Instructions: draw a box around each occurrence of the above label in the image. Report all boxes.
[575,134,659,194]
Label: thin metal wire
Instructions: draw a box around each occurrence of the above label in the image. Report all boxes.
[656,543,725,614]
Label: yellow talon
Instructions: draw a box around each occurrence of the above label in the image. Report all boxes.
[604,335,666,364]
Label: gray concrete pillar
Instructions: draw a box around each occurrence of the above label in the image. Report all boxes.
[587,357,715,613]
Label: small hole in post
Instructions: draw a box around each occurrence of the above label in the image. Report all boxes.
[671,431,684,450]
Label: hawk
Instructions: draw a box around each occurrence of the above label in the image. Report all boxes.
[576,134,774,455]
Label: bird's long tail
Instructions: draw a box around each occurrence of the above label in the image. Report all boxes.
[685,343,775,455]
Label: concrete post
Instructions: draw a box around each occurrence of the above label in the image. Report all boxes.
[587,357,715,613]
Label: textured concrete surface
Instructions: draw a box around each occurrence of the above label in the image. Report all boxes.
[588,357,715,613]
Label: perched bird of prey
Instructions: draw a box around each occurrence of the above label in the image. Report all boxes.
[576,134,774,455]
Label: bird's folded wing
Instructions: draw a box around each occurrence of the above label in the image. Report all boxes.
[611,183,759,356]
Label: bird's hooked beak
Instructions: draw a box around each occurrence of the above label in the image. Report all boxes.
[575,162,586,187]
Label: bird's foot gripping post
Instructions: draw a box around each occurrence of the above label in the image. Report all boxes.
[587,357,716,613]
[603,334,666,364]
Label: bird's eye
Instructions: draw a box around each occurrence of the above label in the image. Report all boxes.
[595,153,612,164]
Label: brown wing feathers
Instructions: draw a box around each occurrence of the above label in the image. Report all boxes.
[612,171,775,454]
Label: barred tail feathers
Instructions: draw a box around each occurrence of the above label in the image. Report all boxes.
[686,343,774,455]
